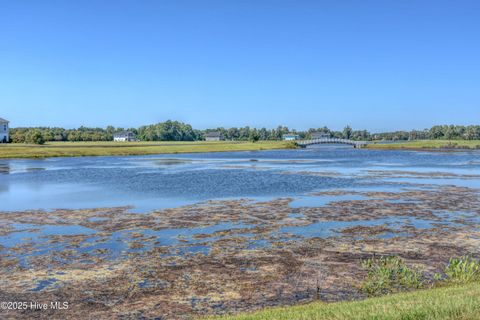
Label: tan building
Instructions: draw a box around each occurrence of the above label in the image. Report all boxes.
[311,132,330,139]
[205,131,224,141]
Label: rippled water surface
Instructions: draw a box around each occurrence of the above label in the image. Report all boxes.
[1,145,480,301]
[1,145,479,212]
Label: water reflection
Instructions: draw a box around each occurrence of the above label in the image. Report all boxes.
[0,147,479,212]
[0,162,10,174]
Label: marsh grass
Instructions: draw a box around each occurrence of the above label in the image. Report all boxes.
[367,140,480,150]
[0,141,296,158]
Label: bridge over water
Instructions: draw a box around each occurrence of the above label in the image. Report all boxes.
[296,138,369,148]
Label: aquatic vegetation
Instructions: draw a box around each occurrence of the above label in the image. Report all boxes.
[360,256,426,296]
[1,183,479,318]
[441,256,480,284]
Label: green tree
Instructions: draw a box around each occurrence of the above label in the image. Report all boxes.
[26,130,45,145]
[343,125,353,139]
[464,126,480,140]
[249,131,260,142]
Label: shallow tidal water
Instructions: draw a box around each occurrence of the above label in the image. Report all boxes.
[1,145,479,258]
[1,145,480,318]
[1,145,479,212]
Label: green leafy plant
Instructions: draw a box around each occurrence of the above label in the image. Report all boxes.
[443,255,480,284]
[361,256,426,296]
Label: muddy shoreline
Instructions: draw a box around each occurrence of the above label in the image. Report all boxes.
[1,181,479,319]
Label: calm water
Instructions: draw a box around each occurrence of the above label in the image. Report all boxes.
[1,145,479,212]
[1,145,480,276]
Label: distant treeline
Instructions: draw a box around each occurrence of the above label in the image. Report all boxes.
[373,125,480,141]
[10,126,128,144]
[9,121,480,144]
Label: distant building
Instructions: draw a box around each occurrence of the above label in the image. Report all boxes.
[0,117,9,143]
[113,131,137,142]
[205,131,224,141]
[282,133,300,141]
[311,132,330,139]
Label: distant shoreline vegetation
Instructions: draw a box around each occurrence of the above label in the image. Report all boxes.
[0,141,295,159]
[367,140,480,150]
[7,121,480,144]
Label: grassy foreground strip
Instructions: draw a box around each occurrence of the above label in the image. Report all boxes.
[208,283,480,320]
[0,141,295,158]
[367,140,480,150]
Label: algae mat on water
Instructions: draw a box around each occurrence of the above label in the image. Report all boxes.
[2,185,480,319]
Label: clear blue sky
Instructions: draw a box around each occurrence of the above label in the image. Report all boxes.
[1,0,479,131]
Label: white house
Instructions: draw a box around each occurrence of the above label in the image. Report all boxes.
[0,117,9,143]
[205,131,224,141]
[282,133,300,141]
[113,131,137,142]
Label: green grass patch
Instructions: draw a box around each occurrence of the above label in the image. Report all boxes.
[207,256,480,320]
[208,282,480,320]
[367,140,480,150]
[0,141,296,159]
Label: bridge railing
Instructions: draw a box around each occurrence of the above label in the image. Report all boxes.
[296,138,368,147]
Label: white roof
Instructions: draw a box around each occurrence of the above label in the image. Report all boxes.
[0,117,9,123]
